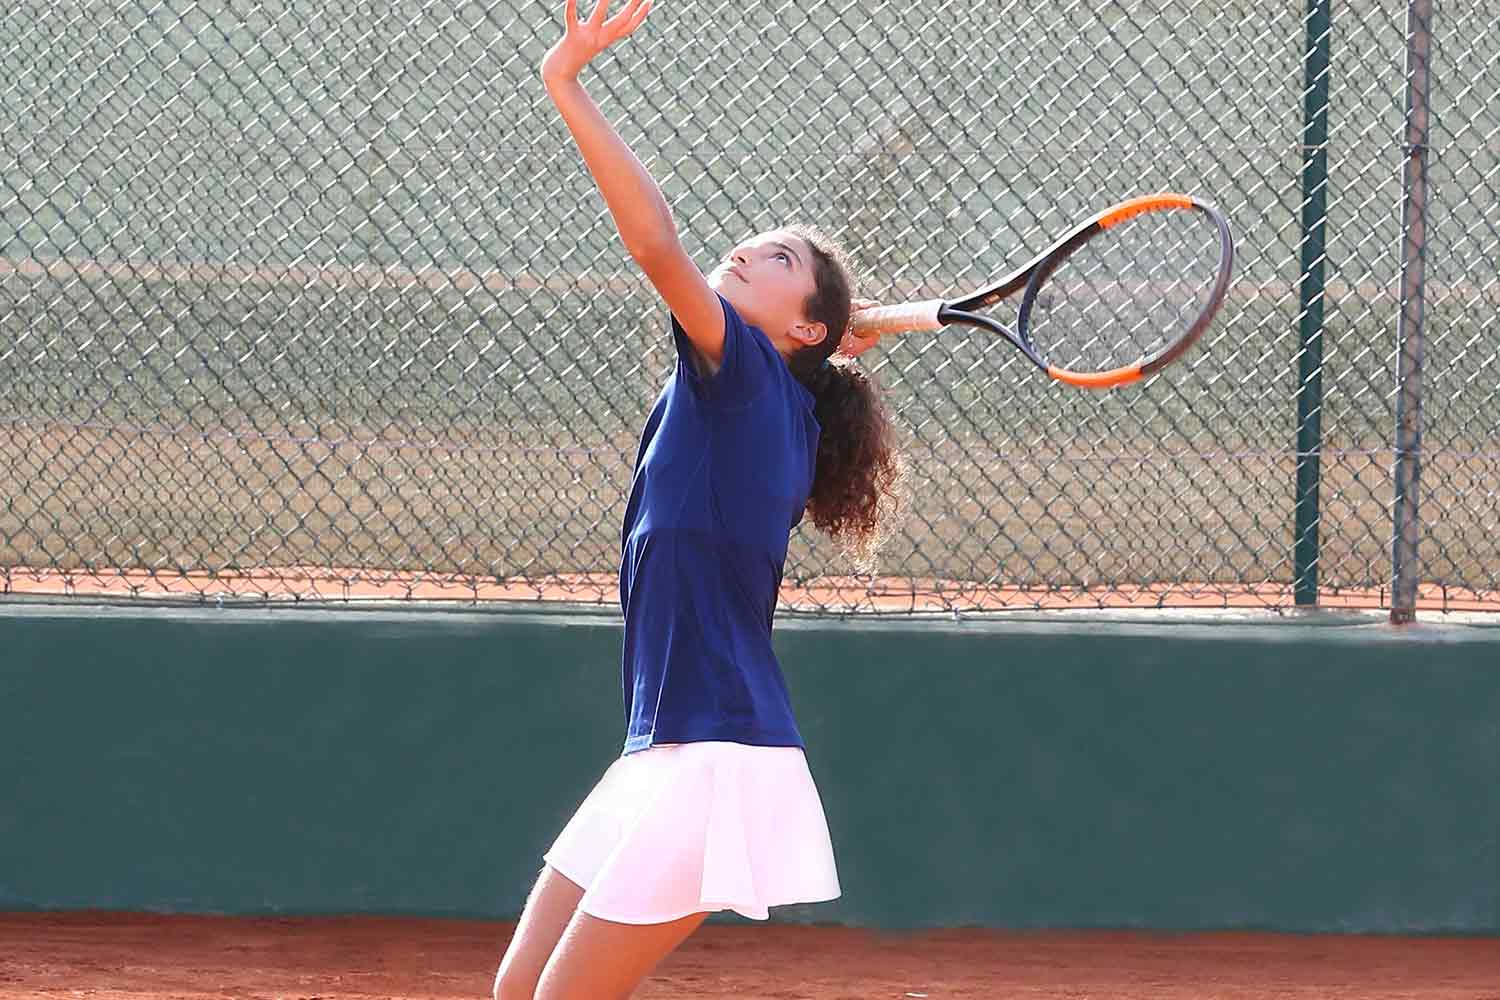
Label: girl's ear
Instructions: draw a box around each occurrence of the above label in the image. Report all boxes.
[792,320,828,348]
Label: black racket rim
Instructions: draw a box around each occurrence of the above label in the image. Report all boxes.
[940,194,1235,389]
[1023,194,1234,387]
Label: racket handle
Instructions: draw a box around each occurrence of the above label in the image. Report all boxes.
[849,299,946,337]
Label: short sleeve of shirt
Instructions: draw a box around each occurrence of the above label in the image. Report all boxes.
[669,295,779,409]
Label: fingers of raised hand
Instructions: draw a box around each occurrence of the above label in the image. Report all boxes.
[605,0,653,37]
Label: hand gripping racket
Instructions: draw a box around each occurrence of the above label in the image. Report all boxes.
[850,194,1234,389]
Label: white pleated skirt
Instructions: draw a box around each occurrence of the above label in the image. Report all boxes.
[542,741,841,925]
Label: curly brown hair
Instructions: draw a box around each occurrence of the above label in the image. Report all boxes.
[782,224,903,569]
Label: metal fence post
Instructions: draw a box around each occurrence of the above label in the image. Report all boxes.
[1391,0,1434,624]
[1294,0,1333,607]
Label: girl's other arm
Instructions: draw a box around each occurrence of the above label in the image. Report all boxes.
[541,0,725,365]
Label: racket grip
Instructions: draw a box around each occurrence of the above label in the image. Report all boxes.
[849,299,946,337]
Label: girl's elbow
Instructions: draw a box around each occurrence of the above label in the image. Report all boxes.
[628,236,681,270]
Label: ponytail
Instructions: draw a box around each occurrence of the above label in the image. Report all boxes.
[802,358,903,569]
[782,223,903,569]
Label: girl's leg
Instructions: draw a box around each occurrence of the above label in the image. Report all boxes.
[534,910,709,1000]
[492,865,586,1000]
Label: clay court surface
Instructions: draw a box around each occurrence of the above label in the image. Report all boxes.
[2,914,1498,1000]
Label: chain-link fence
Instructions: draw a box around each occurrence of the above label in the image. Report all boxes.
[2,0,1496,615]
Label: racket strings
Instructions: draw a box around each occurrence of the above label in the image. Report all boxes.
[1024,209,1222,374]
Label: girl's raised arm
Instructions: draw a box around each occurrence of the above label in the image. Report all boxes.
[541,0,726,365]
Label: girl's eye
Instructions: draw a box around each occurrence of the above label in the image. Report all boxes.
[774,252,789,263]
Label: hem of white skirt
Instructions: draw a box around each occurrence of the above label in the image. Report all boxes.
[547,854,840,926]
[578,890,843,926]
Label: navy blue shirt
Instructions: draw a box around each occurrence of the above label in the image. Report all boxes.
[618,295,819,754]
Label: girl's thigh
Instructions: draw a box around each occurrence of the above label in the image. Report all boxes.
[535,909,709,1000]
[492,865,586,1000]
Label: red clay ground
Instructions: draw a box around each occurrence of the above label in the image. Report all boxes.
[1,913,1497,1000]
[9,565,1499,613]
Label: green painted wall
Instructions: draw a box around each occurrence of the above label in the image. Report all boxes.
[1,602,1496,931]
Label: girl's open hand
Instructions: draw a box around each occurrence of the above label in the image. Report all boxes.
[837,298,883,359]
[541,0,654,85]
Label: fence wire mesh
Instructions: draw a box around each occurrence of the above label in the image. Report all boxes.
[1,0,1495,613]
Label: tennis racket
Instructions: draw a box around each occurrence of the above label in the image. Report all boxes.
[850,193,1234,389]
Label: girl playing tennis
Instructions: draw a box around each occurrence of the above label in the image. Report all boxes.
[494,2,900,997]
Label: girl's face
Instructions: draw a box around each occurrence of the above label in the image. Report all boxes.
[708,231,828,357]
